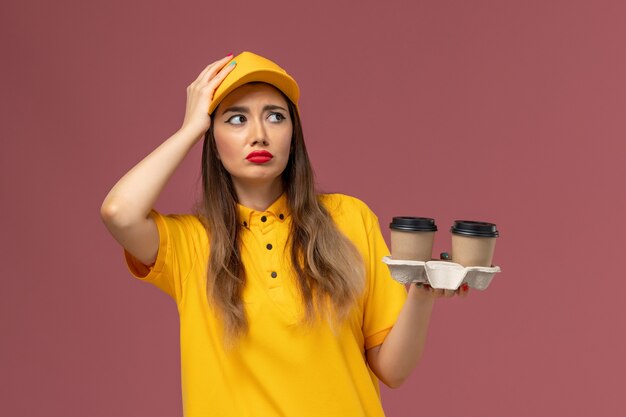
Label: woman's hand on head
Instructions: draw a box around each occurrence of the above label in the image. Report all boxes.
[180,54,237,140]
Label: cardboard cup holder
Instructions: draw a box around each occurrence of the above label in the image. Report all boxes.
[382,256,501,290]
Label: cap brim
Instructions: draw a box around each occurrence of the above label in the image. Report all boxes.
[208,68,300,115]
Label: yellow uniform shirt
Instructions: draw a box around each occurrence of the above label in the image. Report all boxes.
[124,193,408,417]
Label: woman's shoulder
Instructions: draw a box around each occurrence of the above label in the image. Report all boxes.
[318,193,378,225]
[319,192,366,209]
[150,209,209,240]
[153,209,207,226]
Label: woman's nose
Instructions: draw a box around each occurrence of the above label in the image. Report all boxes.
[249,119,269,146]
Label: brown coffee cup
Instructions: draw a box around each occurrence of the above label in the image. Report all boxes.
[450,220,499,267]
[389,217,437,261]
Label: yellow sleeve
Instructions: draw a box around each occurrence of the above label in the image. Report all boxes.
[123,209,202,306]
[361,208,408,350]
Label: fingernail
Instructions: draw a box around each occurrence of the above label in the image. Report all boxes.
[462,283,469,290]
[227,52,233,56]
[229,61,236,66]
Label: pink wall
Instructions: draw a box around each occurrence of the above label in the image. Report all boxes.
[2,0,624,416]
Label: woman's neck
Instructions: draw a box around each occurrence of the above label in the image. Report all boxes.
[233,178,284,212]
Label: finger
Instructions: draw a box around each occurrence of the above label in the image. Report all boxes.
[443,289,455,298]
[193,60,225,84]
[195,54,234,83]
[201,63,238,114]
[417,283,430,294]
[201,56,237,86]
[460,283,470,298]
[205,59,237,90]
[432,288,444,297]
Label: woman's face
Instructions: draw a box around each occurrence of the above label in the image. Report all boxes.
[213,83,293,192]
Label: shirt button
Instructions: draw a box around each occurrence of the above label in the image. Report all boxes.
[266,243,273,250]
[271,271,277,278]
[279,214,284,220]
[261,216,267,222]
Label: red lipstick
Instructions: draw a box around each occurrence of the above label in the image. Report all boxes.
[246,150,273,164]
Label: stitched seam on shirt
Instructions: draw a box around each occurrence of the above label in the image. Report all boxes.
[365,327,391,349]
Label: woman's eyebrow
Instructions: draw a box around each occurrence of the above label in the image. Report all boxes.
[221,104,287,115]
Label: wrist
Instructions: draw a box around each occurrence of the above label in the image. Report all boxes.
[177,124,207,145]
[408,284,436,305]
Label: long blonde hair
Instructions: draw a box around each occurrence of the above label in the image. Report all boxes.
[195,83,365,347]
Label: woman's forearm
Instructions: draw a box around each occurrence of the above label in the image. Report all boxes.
[100,126,202,225]
[372,284,435,387]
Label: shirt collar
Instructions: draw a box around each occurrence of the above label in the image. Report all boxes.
[237,192,290,228]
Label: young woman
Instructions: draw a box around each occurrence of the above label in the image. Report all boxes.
[100,51,468,417]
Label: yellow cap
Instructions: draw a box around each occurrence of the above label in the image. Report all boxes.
[208,51,300,115]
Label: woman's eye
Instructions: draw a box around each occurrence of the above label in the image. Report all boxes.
[268,113,285,122]
[226,115,246,125]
